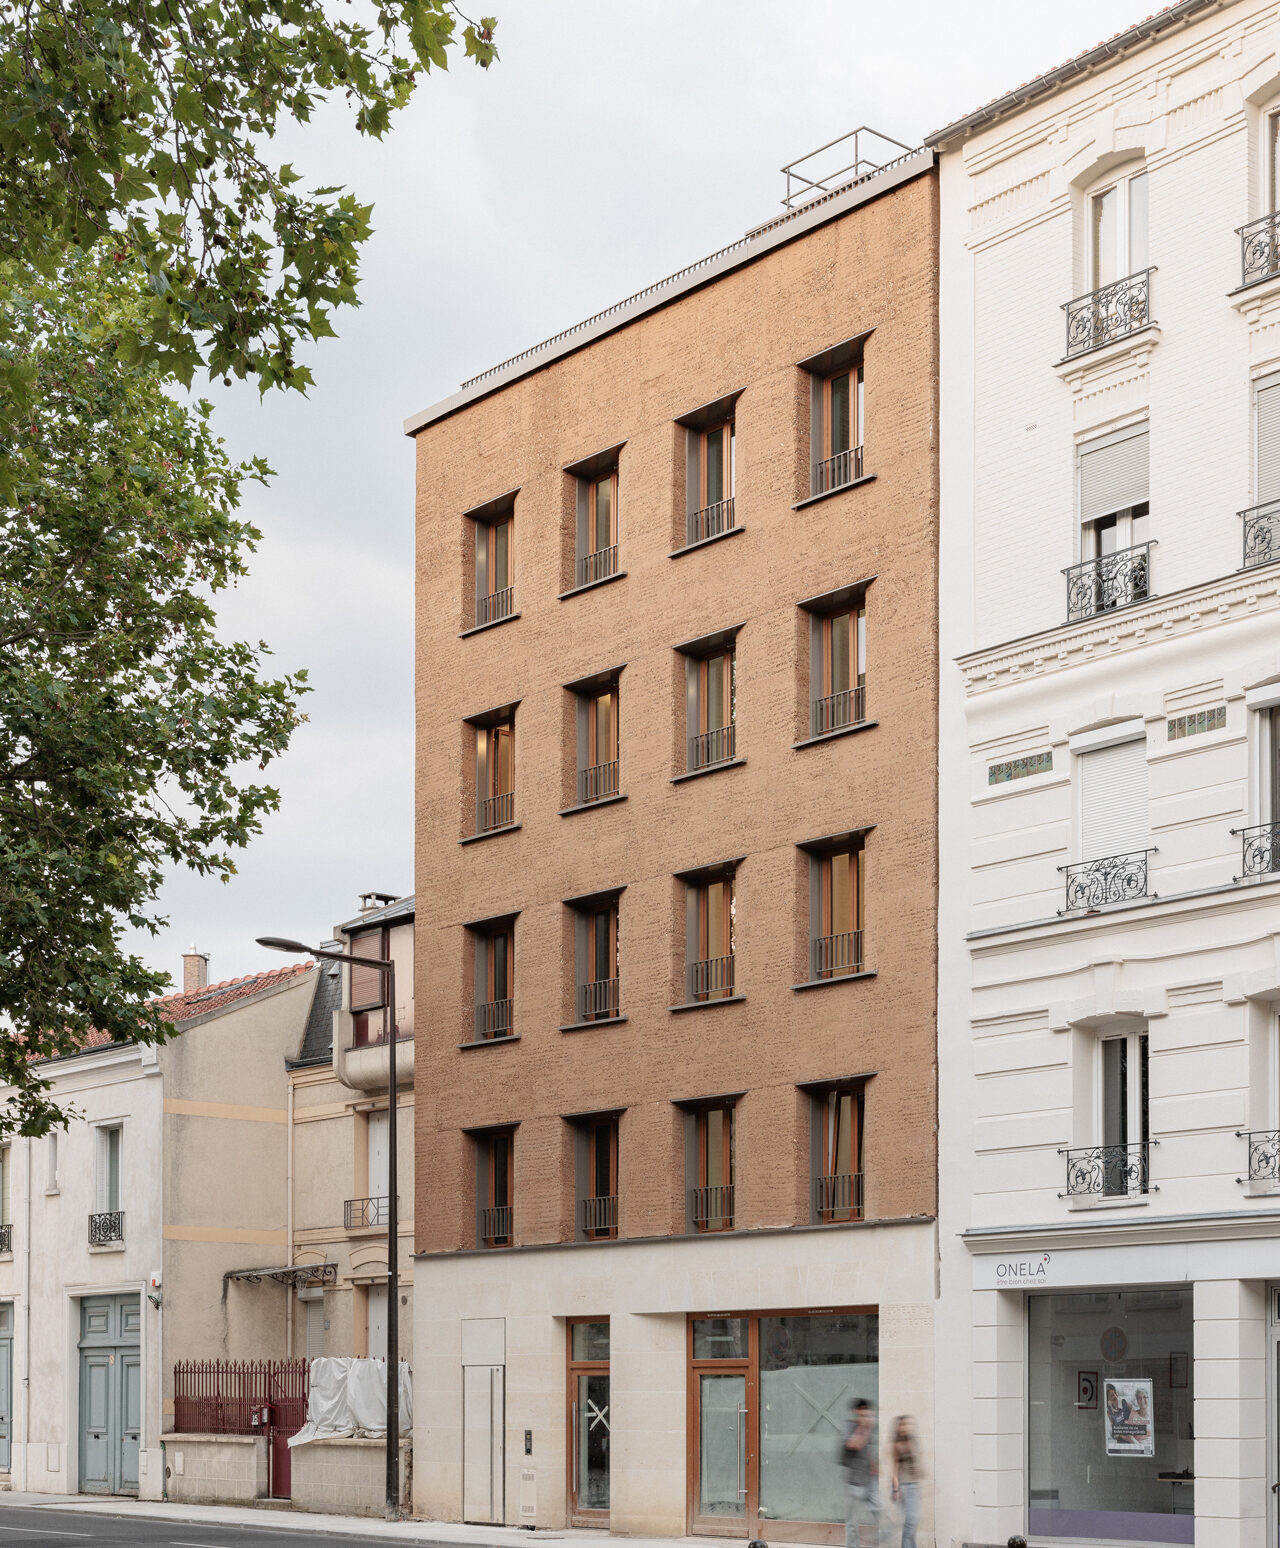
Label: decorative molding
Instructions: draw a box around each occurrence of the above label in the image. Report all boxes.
[969,171,1051,230]
[1053,327,1159,430]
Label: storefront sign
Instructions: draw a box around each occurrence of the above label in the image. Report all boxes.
[1104,1378,1154,1458]
[991,1252,1052,1284]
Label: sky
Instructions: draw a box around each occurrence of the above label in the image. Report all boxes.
[124,0,1150,989]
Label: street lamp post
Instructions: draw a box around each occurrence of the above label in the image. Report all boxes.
[258,933,401,1520]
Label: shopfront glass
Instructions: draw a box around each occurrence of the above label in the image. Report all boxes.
[1028,1289,1194,1544]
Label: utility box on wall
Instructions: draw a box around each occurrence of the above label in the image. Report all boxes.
[518,1465,536,1524]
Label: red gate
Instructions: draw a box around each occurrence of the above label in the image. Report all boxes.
[173,1360,309,1499]
[267,1364,308,1499]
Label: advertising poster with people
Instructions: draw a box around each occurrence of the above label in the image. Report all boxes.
[1104,1379,1155,1457]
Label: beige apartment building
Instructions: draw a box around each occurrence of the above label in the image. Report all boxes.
[406,144,940,1540]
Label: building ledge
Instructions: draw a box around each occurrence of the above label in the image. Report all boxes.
[792,720,878,750]
[1065,1192,1151,1212]
[963,1206,1280,1254]
[559,793,627,817]
[457,1035,521,1051]
[1229,270,1280,309]
[670,757,746,785]
[459,823,521,847]
[560,1016,628,1033]
[88,1242,126,1255]
[669,524,746,560]
[459,611,521,639]
[558,570,627,602]
[669,994,746,1014]
[791,970,877,992]
[1052,323,1160,377]
[791,473,876,512]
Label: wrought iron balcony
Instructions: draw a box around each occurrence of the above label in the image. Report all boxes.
[577,759,619,805]
[578,977,620,1022]
[582,1194,618,1237]
[1059,1142,1152,1198]
[689,1183,734,1231]
[688,722,735,771]
[576,544,618,588]
[344,1195,392,1229]
[1063,540,1153,621]
[1240,499,1280,569]
[1059,848,1153,912]
[89,1210,124,1245]
[1238,212,1280,289]
[1062,268,1154,358]
[1236,1129,1280,1182]
[811,445,864,497]
[810,931,864,980]
[475,997,513,1041]
[476,585,514,627]
[811,684,866,736]
[687,954,735,1003]
[480,1204,512,1246]
[477,788,514,834]
[0,1223,11,1253]
[814,1172,864,1221]
[1232,821,1280,880]
[687,497,736,547]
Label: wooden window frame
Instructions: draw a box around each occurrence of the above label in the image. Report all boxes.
[817,846,864,978]
[696,651,734,738]
[485,928,514,1012]
[485,719,514,800]
[587,471,618,558]
[698,420,735,509]
[695,1102,735,1232]
[584,904,618,1023]
[350,925,389,1049]
[483,1129,514,1247]
[585,1119,618,1240]
[819,608,865,701]
[566,1319,611,1525]
[819,1087,864,1223]
[482,515,513,599]
[586,687,618,769]
[692,878,734,1001]
[821,367,862,460]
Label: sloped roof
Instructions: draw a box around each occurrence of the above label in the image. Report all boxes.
[293,955,343,1067]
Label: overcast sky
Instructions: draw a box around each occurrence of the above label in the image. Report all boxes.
[125,0,1147,989]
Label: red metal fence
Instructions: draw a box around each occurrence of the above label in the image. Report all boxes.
[172,1358,308,1436]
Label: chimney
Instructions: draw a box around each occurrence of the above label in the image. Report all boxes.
[182,946,209,996]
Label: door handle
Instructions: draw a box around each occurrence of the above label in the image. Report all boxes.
[571,1401,578,1499]
[736,1403,747,1500]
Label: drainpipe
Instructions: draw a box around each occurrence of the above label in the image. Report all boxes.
[285,1080,295,1358]
[20,1138,30,1491]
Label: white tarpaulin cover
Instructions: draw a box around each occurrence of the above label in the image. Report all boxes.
[289,1357,412,1447]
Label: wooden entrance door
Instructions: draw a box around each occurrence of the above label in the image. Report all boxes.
[567,1319,610,1524]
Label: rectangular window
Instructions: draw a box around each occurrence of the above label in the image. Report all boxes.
[692,1104,735,1231]
[685,647,736,771]
[575,898,620,1023]
[813,1088,864,1222]
[568,1319,611,1522]
[575,469,619,588]
[583,1119,618,1240]
[810,846,865,979]
[1073,426,1151,618]
[96,1125,122,1214]
[1271,110,1280,214]
[473,924,515,1041]
[687,878,735,1002]
[478,1130,514,1247]
[1080,736,1148,862]
[811,367,864,494]
[1089,170,1148,288]
[475,511,515,627]
[475,714,515,834]
[0,1146,9,1229]
[45,1133,58,1195]
[1101,1028,1149,1195]
[349,924,388,1046]
[577,683,620,805]
[813,607,866,734]
[684,420,737,545]
[1256,373,1280,508]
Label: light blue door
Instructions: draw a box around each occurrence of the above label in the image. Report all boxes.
[78,1294,141,1495]
[0,1303,13,1472]
[78,1352,112,1492]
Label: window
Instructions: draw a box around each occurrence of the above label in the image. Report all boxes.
[691,1103,735,1231]
[475,712,515,834]
[800,334,869,498]
[472,920,515,1041]
[569,669,621,805]
[0,1146,9,1230]
[1070,426,1150,619]
[1088,168,1148,289]
[568,1320,611,1522]
[1100,1028,1149,1195]
[1080,734,1148,863]
[576,468,619,587]
[1271,109,1280,215]
[97,1125,121,1214]
[476,1128,514,1247]
[811,1087,864,1222]
[815,609,866,734]
[580,1117,619,1239]
[686,420,736,545]
[684,872,736,1003]
[349,924,389,1046]
[679,626,741,773]
[807,842,865,980]
[45,1132,58,1195]
[572,894,620,1023]
[1248,375,1280,567]
[470,495,515,628]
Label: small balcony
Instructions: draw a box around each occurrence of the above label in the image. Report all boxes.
[1060,848,1153,912]
[582,1194,618,1238]
[814,1172,864,1222]
[810,445,864,497]
[475,997,513,1041]
[0,1223,12,1253]
[689,1184,734,1231]
[477,789,515,835]
[1232,821,1280,880]
[687,955,735,1004]
[1237,1129,1280,1183]
[686,497,736,547]
[1240,499,1280,569]
[576,545,618,589]
[480,1204,512,1246]
[1062,268,1154,358]
[476,586,514,628]
[1063,540,1153,622]
[810,931,864,980]
[578,977,620,1022]
[89,1210,124,1246]
[811,684,866,737]
[577,759,619,805]
[687,723,735,772]
[344,1195,392,1229]
[1238,212,1280,290]
[1059,1142,1151,1199]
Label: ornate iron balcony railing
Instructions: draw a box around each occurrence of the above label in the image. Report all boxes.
[687,497,736,547]
[89,1210,124,1245]
[476,586,514,627]
[810,931,864,980]
[475,997,513,1041]
[576,544,618,588]
[1063,540,1153,621]
[1240,499,1280,569]
[344,1195,393,1229]
[1232,821,1280,880]
[480,1204,512,1246]
[0,1223,12,1253]
[577,759,619,805]
[578,977,620,1021]
[811,445,864,497]
[582,1194,618,1237]
[1059,1142,1152,1198]
[689,1183,734,1231]
[1238,212,1280,289]
[1062,268,1154,357]
[478,788,514,833]
[814,1172,864,1221]
[1236,1129,1280,1182]
[811,684,866,736]
[688,954,735,1003]
[1059,848,1153,912]
[688,722,735,771]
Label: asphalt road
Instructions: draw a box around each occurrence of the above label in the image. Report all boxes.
[0,1505,486,1548]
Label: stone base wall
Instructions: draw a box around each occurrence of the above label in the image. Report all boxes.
[162,1433,265,1504]
[290,1438,411,1516]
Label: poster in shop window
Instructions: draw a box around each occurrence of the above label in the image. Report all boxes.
[1103,1379,1155,1457]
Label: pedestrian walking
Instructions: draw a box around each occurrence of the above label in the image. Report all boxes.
[840,1396,879,1548]
[891,1415,921,1548]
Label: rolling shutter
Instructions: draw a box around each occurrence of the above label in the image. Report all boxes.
[349,930,384,1012]
[1079,427,1149,523]
[1256,375,1280,503]
[1081,737,1148,860]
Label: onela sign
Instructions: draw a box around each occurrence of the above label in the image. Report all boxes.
[993,1253,1052,1283]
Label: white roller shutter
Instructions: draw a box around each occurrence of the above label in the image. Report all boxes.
[1079,427,1149,522]
[1081,737,1148,860]
[1256,375,1280,503]
[305,1298,324,1362]
[367,1109,390,1199]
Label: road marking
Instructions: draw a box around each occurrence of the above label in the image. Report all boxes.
[0,1527,91,1538]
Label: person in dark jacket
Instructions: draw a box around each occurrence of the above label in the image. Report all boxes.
[840,1397,878,1548]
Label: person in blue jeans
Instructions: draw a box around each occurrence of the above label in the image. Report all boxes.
[840,1397,878,1548]
[891,1414,921,1548]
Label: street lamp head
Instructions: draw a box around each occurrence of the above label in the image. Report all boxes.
[256,935,313,955]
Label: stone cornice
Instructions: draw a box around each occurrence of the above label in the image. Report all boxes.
[962,1205,1280,1255]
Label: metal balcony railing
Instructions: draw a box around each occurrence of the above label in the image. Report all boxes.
[1237,1129,1280,1182]
[1059,1142,1152,1198]
[810,931,864,980]
[475,998,513,1041]
[686,497,736,547]
[811,683,866,736]
[1062,268,1154,357]
[687,722,735,771]
[89,1210,124,1245]
[480,1204,512,1245]
[1240,499,1280,569]
[578,977,620,1021]
[814,1172,864,1221]
[689,1183,734,1230]
[1238,211,1280,289]
[478,788,514,834]
[1063,540,1153,621]
[576,545,618,588]
[1060,848,1153,912]
[810,445,864,497]
[344,1195,392,1229]
[0,1224,12,1253]
[476,586,514,627]
[687,955,735,1003]
[577,759,619,805]
[582,1194,618,1236]
[1232,821,1280,880]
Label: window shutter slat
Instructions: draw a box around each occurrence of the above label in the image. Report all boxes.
[1257,379,1280,503]
[1079,428,1149,522]
[1081,737,1148,859]
[349,931,384,1012]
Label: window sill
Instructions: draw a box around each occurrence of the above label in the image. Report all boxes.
[560,1016,628,1033]
[459,823,521,846]
[559,793,628,817]
[458,1035,521,1051]
[669,994,746,1014]
[89,1241,126,1254]
[791,970,877,991]
[459,611,521,639]
[670,756,746,784]
[792,720,878,750]
[1064,1192,1151,1212]
[0,1252,12,1263]
[44,1187,59,1198]
[791,474,876,512]
[669,525,746,559]
[1230,271,1280,306]
[1052,324,1160,375]
[558,570,627,601]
